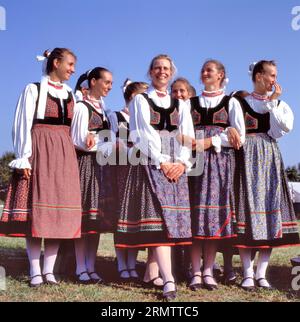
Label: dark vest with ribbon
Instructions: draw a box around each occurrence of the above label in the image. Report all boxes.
[141,93,180,132]
[190,95,231,128]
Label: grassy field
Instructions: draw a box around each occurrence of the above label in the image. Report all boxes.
[0,233,300,302]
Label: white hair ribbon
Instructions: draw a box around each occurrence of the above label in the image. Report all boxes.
[248,61,257,77]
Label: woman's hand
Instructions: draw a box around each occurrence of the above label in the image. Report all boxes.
[161,162,186,183]
[269,83,282,100]
[86,133,96,150]
[16,168,31,180]
[227,127,241,150]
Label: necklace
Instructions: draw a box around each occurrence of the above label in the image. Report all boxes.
[155,89,168,97]
[202,89,224,97]
[251,92,270,101]
[48,79,63,90]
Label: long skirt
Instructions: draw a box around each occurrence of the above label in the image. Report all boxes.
[190,126,237,241]
[0,124,82,239]
[114,164,192,248]
[235,133,299,248]
[77,150,117,234]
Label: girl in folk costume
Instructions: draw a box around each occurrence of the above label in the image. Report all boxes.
[110,79,150,282]
[114,54,194,300]
[170,77,195,282]
[71,67,116,284]
[188,59,245,291]
[0,48,82,287]
[232,60,300,290]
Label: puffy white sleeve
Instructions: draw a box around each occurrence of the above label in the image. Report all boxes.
[265,100,294,139]
[71,102,91,151]
[219,97,246,148]
[129,94,171,168]
[9,84,38,169]
[175,100,195,169]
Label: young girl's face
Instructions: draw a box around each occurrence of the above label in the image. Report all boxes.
[171,81,190,100]
[201,62,223,88]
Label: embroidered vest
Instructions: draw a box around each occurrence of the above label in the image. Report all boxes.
[33,82,74,126]
[232,95,271,134]
[79,101,110,133]
[141,93,179,132]
[190,95,230,128]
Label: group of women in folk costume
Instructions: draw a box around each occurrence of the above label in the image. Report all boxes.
[0,47,299,300]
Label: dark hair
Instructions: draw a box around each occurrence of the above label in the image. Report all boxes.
[44,48,76,75]
[201,59,226,85]
[74,71,89,92]
[171,77,195,97]
[124,81,149,105]
[87,67,111,88]
[251,60,276,82]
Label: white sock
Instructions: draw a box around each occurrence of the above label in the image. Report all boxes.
[85,234,100,274]
[255,249,272,286]
[26,238,42,284]
[74,238,88,276]
[42,239,60,282]
[153,246,175,293]
[239,248,255,287]
[127,249,138,277]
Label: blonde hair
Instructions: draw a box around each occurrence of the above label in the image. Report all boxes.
[147,54,177,80]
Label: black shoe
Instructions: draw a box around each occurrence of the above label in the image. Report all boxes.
[142,276,163,289]
[128,269,140,281]
[76,271,92,285]
[118,269,131,282]
[163,281,177,302]
[189,274,203,291]
[43,273,59,286]
[240,277,255,292]
[202,275,218,291]
[88,271,104,284]
[223,270,237,286]
[255,278,274,290]
[29,274,44,288]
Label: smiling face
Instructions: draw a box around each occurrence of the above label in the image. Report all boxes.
[150,58,173,90]
[53,53,76,82]
[201,62,224,89]
[91,71,113,97]
[171,81,190,100]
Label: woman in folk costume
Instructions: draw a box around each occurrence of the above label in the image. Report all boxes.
[232,60,300,291]
[0,48,82,287]
[114,54,194,300]
[71,67,116,284]
[188,59,245,291]
[110,79,151,282]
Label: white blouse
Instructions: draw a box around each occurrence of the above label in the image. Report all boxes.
[129,86,195,169]
[71,99,115,156]
[186,93,246,152]
[244,95,293,139]
[9,81,73,170]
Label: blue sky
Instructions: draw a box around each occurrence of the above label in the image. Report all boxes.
[0,0,299,166]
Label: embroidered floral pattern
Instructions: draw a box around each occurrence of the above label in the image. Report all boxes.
[89,111,103,130]
[150,106,161,125]
[245,112,258,130]
[191,109,201,125]
[213,106,228,124]
[170,108,179,127]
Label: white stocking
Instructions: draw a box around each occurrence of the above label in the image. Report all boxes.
[26,237,42,284]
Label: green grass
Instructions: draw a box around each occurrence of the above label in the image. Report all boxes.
[0,234,299,302]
